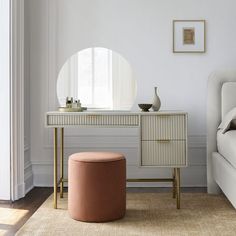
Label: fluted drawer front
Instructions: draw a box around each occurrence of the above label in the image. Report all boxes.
[141,141,186,166]
[47,114,139,126]
[141,115,186,140]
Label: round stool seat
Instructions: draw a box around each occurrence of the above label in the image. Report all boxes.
[68,152,126,222]
[70,152,125,163]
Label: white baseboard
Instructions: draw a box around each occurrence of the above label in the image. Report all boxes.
[16,183,25,199]
[25,172,34,194]
[25,184,34,195]
[24,161,33,195]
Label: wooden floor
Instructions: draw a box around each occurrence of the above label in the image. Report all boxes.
[0,187,52,236]
[0,187,206,236]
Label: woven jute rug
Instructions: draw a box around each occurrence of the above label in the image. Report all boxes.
[17,192,236,236]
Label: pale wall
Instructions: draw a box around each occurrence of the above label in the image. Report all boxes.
[27,0,236,186]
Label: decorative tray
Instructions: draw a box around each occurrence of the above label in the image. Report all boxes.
[58,107,87,112]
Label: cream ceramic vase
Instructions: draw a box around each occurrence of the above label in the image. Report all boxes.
[152,87,161,111]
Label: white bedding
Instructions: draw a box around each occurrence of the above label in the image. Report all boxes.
[217,130,236,169]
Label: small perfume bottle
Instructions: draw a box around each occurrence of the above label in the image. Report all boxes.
[72,100,78,108]
[66,97,73,108]
[77,99,81,108]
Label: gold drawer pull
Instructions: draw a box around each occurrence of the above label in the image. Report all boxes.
[157,139,171,143]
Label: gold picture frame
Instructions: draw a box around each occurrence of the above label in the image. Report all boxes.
[173,20,206,53]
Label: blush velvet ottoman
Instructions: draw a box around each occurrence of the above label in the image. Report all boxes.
[68,152,126,222]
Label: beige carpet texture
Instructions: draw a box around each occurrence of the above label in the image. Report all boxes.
[17,192,236,236]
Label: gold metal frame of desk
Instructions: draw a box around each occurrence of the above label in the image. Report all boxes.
[53,127,181,210]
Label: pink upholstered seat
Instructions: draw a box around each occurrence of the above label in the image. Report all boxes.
[70,152,125,162]
[68,152,126,222]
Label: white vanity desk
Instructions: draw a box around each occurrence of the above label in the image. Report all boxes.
[46,110,188,209]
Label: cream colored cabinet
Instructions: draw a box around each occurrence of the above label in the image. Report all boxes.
[141,114,187,167]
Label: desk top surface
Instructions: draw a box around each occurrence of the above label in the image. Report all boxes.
[46,110,187,116]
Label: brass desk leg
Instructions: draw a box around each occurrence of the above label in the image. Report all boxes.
[54,128,58,209]
[172,169,176,199]
[176,168,180,209]
[60,128,64,198]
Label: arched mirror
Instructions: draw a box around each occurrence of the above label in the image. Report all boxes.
[57,47,136,110]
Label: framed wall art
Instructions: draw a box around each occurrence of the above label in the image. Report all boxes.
[173,20,206,53]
